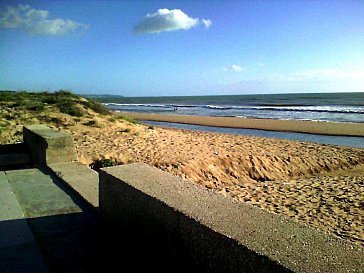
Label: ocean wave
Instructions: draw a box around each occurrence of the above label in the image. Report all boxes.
[103,103,144,106]
[169,104,197,108]
[209,104,364,114]
[234,105,364,114]
[104,103,171,108]
[204,105,232,110]
[104,102,364,114]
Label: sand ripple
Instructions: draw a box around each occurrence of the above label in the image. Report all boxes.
[220,176,364,245]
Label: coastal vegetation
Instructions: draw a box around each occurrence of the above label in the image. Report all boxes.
[0,90,110,116]
[0,90,139,144]
[89,158,117,171]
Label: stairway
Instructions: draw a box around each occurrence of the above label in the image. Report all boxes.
[0,168,103,273]
[0,143,32,171]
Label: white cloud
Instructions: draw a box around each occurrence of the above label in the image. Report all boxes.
[134,8,212,34]
[201,19,212,28]
[223,64,245,73]
[32,19,85,35]
[231,64,244,72]
[0,4,87,35]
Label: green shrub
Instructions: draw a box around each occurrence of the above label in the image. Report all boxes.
[40,116,63,125]
[90,158,117,171]
[120,128,130,133]
[0,90,110,118]
[0,91,17,101]
[57,100,83,117]
[26,103,45,112]
[9,102,21,108]
[4,114,16,120]
[81,99,110,115]
[83,120,101,127]
[41,96,58,104]
[54,90,77,98]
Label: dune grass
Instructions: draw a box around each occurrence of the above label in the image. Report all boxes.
[0,90,143,144]
[0,90,110,117]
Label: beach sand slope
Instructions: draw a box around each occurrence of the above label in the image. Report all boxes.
[68,123,364,246]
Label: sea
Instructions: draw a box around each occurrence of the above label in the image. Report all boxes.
[99,92,364,123]
[93,92,364,148]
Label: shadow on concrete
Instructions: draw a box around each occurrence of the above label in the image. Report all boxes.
[0,143,28,154]
[102,194,294,273]
[28,212,104,273]
[1,211,294,273]
[0,212,188,273]
[38,167,94,213]
[1,165,293,272]
[0,143,32,171]
[0,212,103,273]
[99,164,294,273]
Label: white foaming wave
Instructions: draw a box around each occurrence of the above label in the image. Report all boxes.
[204,105,231,110]
[102,103,144,106]
[230,105,364,114]
[103,102,364,115]
[169,104,198,108]
[103,103,171,108]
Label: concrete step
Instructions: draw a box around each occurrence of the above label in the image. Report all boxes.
[0,171,26,222]
[0,143,31,171]
[0,153,31,170]
[0,171,50,273]
[5,168,83,218]
[2,168,103,273]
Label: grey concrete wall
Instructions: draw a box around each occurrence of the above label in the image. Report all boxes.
[99,163,364,273]
[23,125,77,165]
[48,162,99,208]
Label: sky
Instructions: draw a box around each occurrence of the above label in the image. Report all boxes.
[1,0,364,97]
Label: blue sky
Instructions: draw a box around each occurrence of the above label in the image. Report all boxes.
[1,0,364,96]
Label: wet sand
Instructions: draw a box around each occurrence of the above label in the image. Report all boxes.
[116,112,364,137]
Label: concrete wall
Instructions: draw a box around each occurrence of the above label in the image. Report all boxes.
[22,125,99,208]
[99,163,364,273]
[23,125,77,165]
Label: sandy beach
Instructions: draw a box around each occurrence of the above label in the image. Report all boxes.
[2,100,364,246]
[60,114,364,246]
[117,111,364,137]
